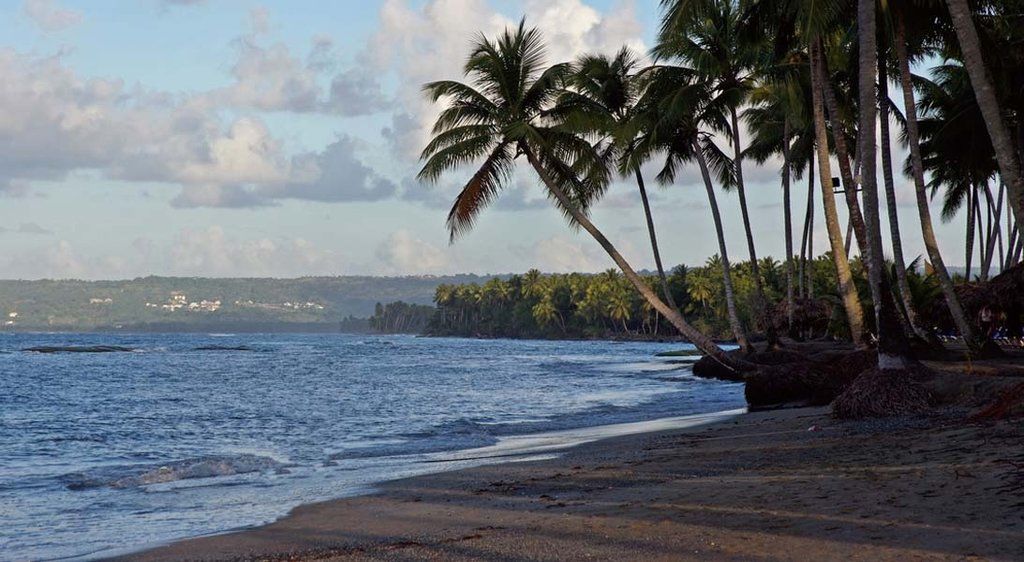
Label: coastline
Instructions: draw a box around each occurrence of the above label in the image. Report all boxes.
[113,406,1024,561]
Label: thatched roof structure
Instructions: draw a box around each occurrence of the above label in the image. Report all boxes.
[929,262,1024,330]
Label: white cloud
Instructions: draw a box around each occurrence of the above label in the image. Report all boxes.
[375,229,451,274]
[205,11,387,116]
[369,0,645,159]
[519,235,611,273]
[23,0,82,32]
[167,226,344,276]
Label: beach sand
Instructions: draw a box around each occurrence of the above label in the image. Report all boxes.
[115,407,1024,561]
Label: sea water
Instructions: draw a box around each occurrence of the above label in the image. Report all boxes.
[0,333,744,560]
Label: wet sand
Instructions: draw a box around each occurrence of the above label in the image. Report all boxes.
[115,407,1024,561]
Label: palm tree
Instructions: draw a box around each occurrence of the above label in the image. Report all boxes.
[418,21,748,370]
[632,65,752,351]
[556,47,679,312]
[810,41,865,345]
[655,0,778,347]
[858,0,914,368]
[877,24,926,340]
[745,53,816,333]
[907,53,988,346]
[944,0,1024,223]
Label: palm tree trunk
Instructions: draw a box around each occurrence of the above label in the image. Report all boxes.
[981,182,999,280]
[859,0,913,368]
[946,0,1024,224]
[966,186,976,280]
[521,146,752,371]
[879,54,925,338]
[819,41,870,257]
[811,43,865,346]
[895,10,977,345]
[730,107,776,347]
[692,138,751,352]
[807,158,815,300]
[634,168,678,311]
[782,119,795,332]
[978,186,987,278]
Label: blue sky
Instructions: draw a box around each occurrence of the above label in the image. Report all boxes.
[0,0,970,279]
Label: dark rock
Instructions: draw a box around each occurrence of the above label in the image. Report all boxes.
[23,345,135,354]
[692,354,745,382]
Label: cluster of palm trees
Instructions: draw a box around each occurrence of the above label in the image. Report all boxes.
[418,0,1024,373]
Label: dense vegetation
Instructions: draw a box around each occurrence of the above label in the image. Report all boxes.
[370,301,436,334]
[419,0,1024,376]
[425,257,944,341]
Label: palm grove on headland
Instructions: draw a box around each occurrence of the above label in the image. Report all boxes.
[418,0,1024,416]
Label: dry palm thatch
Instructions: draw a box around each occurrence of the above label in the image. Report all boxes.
[971,382,1024,421]
[832,367,932,419]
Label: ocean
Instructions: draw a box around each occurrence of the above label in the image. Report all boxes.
[0,333,744,561]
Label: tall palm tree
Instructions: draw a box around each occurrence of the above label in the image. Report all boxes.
[632,65,752,351]
[858,0,914,368]
[945,0,1024,223]
[745,52,816,333]
[418,21,748,370]
[556,47,679,312]
[877,27,926,339]
[655,0,779,347]
[907,51,988,346]
[811,41,865,345]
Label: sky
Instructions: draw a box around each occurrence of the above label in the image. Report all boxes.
[0,0,972,279]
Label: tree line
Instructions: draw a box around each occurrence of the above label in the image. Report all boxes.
[418,0,1024,374]
[424,256,946,341]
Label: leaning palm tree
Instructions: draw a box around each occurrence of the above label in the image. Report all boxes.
[555,47,679,312]
[631,65,752,352]
[655,0,779,347]
[418,21,747,370]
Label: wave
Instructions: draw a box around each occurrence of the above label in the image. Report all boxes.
[60,454,287,490]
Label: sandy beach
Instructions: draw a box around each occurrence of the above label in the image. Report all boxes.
[114,406,1024,561]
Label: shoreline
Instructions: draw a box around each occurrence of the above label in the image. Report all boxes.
[112,406,1024,561]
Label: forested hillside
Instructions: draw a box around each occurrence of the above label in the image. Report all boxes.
[0,275,497,332]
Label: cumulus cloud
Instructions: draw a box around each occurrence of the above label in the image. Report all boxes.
[0,49,300,199]
[0,47,396,208]
[370,0,645,158]
[206,12,387,116]
[375,229,451,274]
[23,0,82,32]
[519,235,611,273]
[166,226,344,276]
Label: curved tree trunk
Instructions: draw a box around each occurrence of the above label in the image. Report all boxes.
[859,0,912,369]
[635,168,678,311]
[730,107,777,348]
[782,119,795,333]
[693,138,751,352]
[895,11,978,347]
[946,0,1024,225]
[879,53,926,339]
[819,45,869,257]
[521,146,752,371]
[811,43,865,346]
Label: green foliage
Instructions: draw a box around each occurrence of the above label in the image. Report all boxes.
[426,254,891,341]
